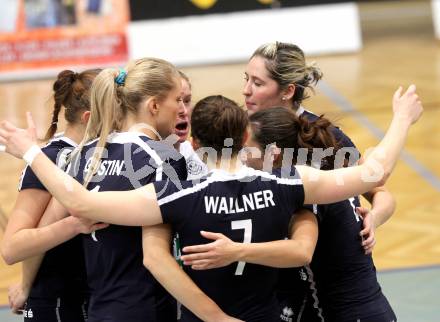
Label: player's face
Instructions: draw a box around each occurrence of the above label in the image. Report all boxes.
[174,78,191,143]
[181,78,192,116]
[243,128,264,170]
[156,78,183,139]
[243,56,285,115]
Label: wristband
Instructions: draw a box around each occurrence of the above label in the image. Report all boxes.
[23,145,41,165]
[0,145,5,152]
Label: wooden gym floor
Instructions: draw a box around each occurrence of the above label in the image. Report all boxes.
[0,0,439,308]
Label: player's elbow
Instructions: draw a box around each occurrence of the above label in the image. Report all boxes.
[299,248,313,266]
[291,243,314,266]
[376,170,391,187]
[362,159,392,188]
[1,243,18,265]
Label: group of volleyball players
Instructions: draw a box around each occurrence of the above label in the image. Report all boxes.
[0,41,423,322]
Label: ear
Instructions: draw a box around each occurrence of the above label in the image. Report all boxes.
[145,97,159,115]
[80,111,91,124]
[282,84,296,101]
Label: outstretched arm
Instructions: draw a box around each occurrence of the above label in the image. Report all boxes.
[0,114,163,227]
[142,224,243,322]
[181,209,318,269]
[299,85,422,205]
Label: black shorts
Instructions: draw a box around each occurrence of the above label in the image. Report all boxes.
[24,297,88,322]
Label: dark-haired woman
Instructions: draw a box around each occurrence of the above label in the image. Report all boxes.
[242,42,396,320]
[182,107,398,321]
[1,69,105,322]
[0,82,421,321]
[244,42,395,235]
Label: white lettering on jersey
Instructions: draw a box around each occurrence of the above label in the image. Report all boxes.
[204,190,275,214]
[85,159,125,176]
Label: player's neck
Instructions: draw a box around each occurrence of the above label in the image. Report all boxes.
[120,113,161,140]
[206,155,245,173]
[63,124,85,144]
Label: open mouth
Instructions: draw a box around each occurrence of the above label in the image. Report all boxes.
[175,121,188,131]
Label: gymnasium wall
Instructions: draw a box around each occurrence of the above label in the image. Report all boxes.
[0,0,363,81]
[128,1,361,66]
[433,0,440,38]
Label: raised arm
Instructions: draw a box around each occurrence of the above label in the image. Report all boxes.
[0,114,163,227]
[142,224,243,322]
[180,209,318,269]
[299,85,422,205]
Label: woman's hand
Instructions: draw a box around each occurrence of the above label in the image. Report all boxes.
[69,216,109,234]
[392,85,423,125]
[0,112,38,160]
[8,283,29,315]
[358,207,376,255]
[181,231,241,270]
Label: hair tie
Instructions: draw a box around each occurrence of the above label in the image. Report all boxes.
[115,68,127,86]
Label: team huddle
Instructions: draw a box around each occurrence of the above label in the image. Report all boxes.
[0,42,423,322]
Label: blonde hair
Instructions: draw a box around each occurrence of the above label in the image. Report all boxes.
[179,70,191,89]
[75,57,179,186]
[252,42,323,105]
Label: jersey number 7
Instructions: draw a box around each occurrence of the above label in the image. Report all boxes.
[231,219,252,275]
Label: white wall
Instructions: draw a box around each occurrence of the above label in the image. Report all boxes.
[0,2,362,81]
[128,3,362,66]
[433,0,440,39]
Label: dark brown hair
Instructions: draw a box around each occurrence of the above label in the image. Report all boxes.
[44,68,101,141]
[249,107,339,170]
[191,95,248,155]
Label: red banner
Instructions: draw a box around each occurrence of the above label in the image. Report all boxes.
[0,0,129,76]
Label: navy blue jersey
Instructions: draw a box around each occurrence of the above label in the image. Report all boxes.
[18,136,88,301]
[274,167,320,322]
[154,166,305,322]
[302,198,395,322]
[277,266,319,322]
[71,132,187,322]
[19,136,76,191]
